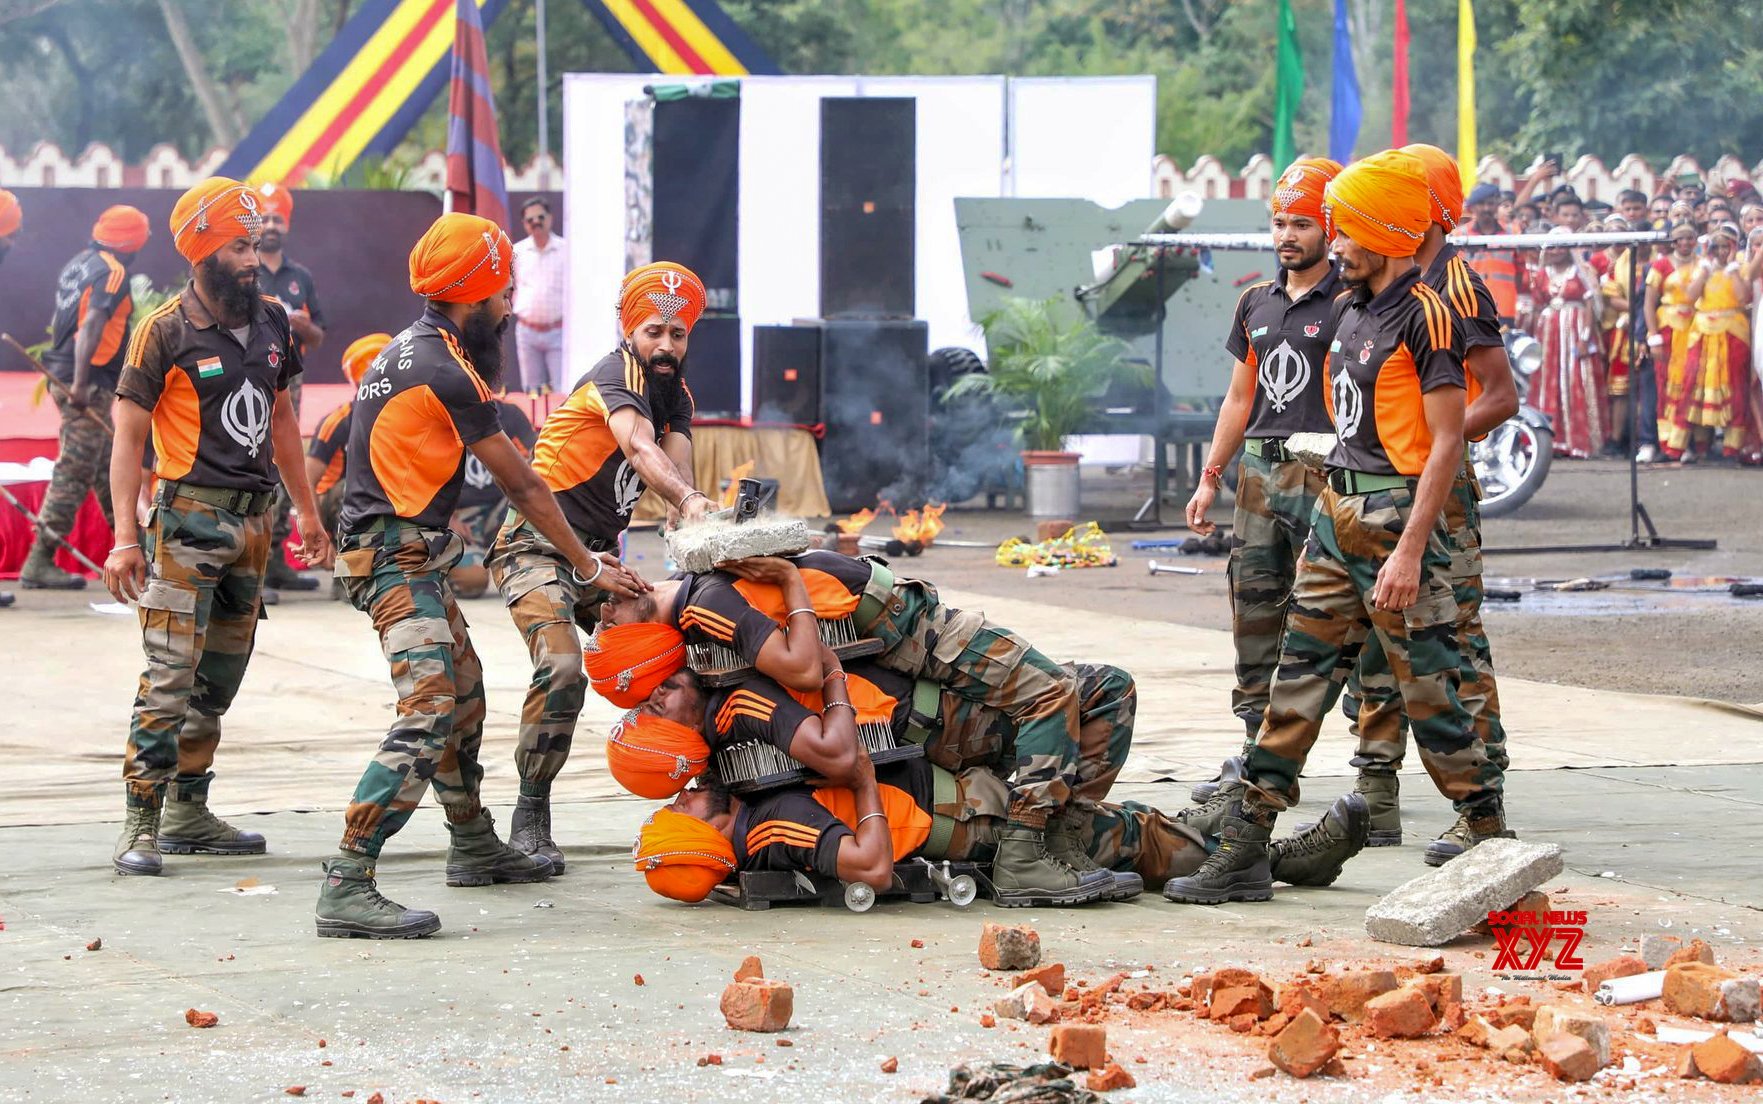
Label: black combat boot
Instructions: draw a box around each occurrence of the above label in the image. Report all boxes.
[316,855,442,939]
[1045,810,1142,901]
[1187,754,1246,805]
[445,809,555,886]
[1423,805,1515,867]
[508,792,565,875]
[1270,793,1370,887]
[991,823,1114,908]
[1162,800,1274,905]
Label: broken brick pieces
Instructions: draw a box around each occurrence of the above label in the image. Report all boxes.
[1662,962,1761,1023]
[184,1009,219,1029]
[1665,939,1716,968]
[978,923,1041,971]
[1049,1023,1106,1070]
[1404,973,1463,1014]
[733,955,763,982]
[1532,1004,1611,1068]
[994,982,1058,1025]
[880,1056,899,1075]
[1364,987,1436,1040]
[720,978,794,1033]
[1210,985,1274,1022]
[1014,963,1065,997]
[1318,970,1398,1023]
[1267,1009,1340,1079]
[1539,1034,1600,1082]
[1581,955,1647,992]
[1691,1033,1763,1084]
[1085,1063,1136,1092]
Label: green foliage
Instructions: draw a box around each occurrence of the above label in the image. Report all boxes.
[948,297,1149,453]
[302,156,420,192]
[128,273,177,319]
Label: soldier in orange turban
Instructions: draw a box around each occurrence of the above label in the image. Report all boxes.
[606,711,710,798]
[1401,144,1465,231]
[409,212,512,304]
[92,205,151,255]
[585,622,687,708]
[1323,149,1432,259]
[632,807,736,903]
[0,187,22,266]
[1270,156,1343,224]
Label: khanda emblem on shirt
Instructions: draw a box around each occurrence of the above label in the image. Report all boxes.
[463,452,494,490]
[1259,340,1312,413]
[612,458,643,517]
[1332,369,1365,440]
[222,379,270,457]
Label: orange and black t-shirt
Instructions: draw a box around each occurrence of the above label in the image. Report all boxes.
[43,247,135,392]
[673,550,876,664]
[307,401,353,495]
[116,283,301,492]
[1323,266,1465,477]
[458,400,538,510]
[701,662,913,756]
[529,346,694,543]
[732,767,933,876]
[1422,243,1500,432]
[336,307,502,534]
[1223,263,1342,438]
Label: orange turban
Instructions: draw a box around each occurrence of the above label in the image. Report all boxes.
[0,189,21,237]
[1271,157,1343,223]
[255,182,293,225]
[92,205,151,254]
[409,213,512,304]
[1324,150,1431,258]
[341,332,393,385]
[585,622,687,708]
[619,261,706,336]
[607,712,711,798]
[633,807,736,903]
[171,177,265,265]
[1402,144,1464,230]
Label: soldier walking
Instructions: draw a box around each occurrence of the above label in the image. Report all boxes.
[21,205,152,590]
[1166,150,1508,906]
[103,177,331,876]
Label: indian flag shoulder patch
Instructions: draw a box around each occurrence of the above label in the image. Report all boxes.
[196,357,224,378]
[1251,325,1269,339]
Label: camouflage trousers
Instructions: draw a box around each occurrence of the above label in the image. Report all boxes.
[1244,482,1498,817]
[316,483,345,539]
[487,519,611,795]
[872,586,1082,827]
[267,375,301,563]
[452,499,507,567]
[335,523,486,857]
[1228,449,1325,736]
[123,491,271,810]
[35,388,115,554]
[1343,469,1510,787]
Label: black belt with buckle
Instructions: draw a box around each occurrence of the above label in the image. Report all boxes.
[159,480,277,516]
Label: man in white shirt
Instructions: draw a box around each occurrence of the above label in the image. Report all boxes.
[513,197,567,393]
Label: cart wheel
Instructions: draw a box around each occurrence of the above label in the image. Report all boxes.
[844,881,876,913]
[947,874,978,908]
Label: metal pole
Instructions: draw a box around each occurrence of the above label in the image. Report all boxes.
[1151,249,1167,527]
[535,0,550,190]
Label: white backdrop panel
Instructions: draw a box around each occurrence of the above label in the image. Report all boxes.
[1009,76,1155,207]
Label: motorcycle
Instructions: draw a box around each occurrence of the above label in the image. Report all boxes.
[1472,330,1554,518]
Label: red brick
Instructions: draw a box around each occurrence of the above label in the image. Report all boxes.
[1438,1001,1467,1032]
[1036,519,1076,543]
[1666,939,1716,968]
[1405,973,1463,1013]
[1085,1063,1136,1091]
[733,955,763,982]
[994,982,1058,1025]
[1485,1003,1537,1032]
[1211,967,1265,990]
[1540,1034,1600,1082]
[1267,1009,1339,1079]
[880,1057,898,1074]
[978,923,1041,971]
[1414,955,1445,975]
[1210,986,1274,1022]
[1676,1047,1702,1079]
[1582,955,1647,992]
[1693,1034,1762,1084]
[1487,1024,1535,1058]
[1263,1012,1290,1036]
[1049,1023,1107,1070]
[1189,972,1216,1006]
[720,979,793,1033]
[1365,987,1436,1039]
[1319,970,1397,1023]
[184,1009,218,1029]
[1278,982,1329,1022]
[1014,963,1066,996]
[1662,962,1749,1021]
[1228,1013,1257,1034]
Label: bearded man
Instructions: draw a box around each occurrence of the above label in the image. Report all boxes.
[485,261,712,871]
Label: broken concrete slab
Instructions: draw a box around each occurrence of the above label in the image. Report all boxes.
[666,517,811,574]
[1364,839,1565,947]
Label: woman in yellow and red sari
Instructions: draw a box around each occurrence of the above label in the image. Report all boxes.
[1646,222,1700,458]
[1528,227,1607,458]
[1664,223,1757,463]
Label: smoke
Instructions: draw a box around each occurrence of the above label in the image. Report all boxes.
[927,393,1020,503]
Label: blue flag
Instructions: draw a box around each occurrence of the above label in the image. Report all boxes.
[1330,0,1362,163]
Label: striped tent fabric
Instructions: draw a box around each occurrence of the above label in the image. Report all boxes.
[446,0,510,228]
[581,0,778,75]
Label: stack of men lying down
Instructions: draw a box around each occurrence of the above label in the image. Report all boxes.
[592,549,1371,908]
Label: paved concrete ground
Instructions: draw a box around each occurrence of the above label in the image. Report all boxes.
[5,460,1763,1102]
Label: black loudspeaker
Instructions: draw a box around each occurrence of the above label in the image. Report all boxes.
[751,324,823,425]
[819,98,916,319]
[652,96,740,311]
[818,319,929,511]
[683,316,742,419]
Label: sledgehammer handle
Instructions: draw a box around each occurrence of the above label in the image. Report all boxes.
[2,333,114,436]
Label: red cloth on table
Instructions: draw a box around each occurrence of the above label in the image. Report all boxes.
[0,482,110,580]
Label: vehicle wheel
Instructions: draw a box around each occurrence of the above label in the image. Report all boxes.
[1475,420,1553,518]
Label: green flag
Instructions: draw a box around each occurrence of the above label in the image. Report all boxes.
[1273,0,1304,174]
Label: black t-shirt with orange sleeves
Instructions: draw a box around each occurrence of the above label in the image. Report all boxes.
[336,307,503,534]
[43,246,135,392]
[1223,263,1343,439]
[1323,266,1466,477]
[730,759,936,876]
[529,346,695,544]
[458,400,538,510]
[700,661,914,756]
[116,283,302,493]
[307,401,352,495]
[674,550,874,664]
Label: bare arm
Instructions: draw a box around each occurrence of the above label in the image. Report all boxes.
[69,307,111,403]
[782,647,861,786]
[660,431,697,528]
[303,455,326,490]
[103,399,152,602]
[269,389,330,567]
[1463,345,1519,438]
[1185,357,1256,536]
[1644,281,1664,336]
[1372,386,1464,613]
[831,750,892,889]
[287,308,324,350]
[471,432,647,597]
[722,557,826,691]
[608,406,710,523]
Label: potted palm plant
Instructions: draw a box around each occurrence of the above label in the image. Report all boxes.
[945,297,1149,517]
